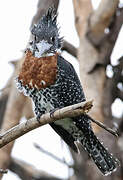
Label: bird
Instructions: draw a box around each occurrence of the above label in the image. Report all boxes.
[16,7,120,175]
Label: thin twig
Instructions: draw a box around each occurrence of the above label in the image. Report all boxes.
[60,139,69,166]
[62,41,77,58]
[90,116,119,137]
[34,143,73,168]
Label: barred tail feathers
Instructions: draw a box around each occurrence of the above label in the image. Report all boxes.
[74,114,120,175]
[80,131,120,175]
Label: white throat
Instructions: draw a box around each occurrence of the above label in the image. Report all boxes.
[30,40,54,58]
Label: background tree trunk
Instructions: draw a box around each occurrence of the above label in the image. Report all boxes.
[72,0,123,179]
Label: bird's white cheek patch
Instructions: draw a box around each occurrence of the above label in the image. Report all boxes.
[35,40,52,58]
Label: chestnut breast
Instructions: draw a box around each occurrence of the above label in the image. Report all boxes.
[18,50,58,89]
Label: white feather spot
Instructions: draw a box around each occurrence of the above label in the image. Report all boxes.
[41,80,46,85]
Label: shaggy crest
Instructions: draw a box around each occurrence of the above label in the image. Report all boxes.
[31,7,63,51]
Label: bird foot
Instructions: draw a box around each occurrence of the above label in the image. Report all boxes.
[36,116,41,124]
[50,108,59,119]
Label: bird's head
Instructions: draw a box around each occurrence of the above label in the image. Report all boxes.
[30,7,63,58]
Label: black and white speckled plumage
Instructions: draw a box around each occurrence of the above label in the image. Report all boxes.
[16,7,120,176]
[16,55,119,175]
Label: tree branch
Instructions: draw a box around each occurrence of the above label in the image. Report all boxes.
[9,157,62,180]
[34,143,73,168]
[0,101,92,149]
[89,116,119,137]
[62,41,77,58]
[0,93,8,127]
[0,100,118,150]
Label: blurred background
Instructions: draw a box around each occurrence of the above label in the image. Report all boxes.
[0,0,123,180]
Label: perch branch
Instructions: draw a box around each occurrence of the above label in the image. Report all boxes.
[0,101,92,148]
[0,100,118,149]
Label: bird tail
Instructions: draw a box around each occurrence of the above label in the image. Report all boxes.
[75,115,120,175]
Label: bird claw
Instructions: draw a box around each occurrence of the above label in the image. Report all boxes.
[36,113,44,124]
[50,108,59,119]
[36,116,41,124]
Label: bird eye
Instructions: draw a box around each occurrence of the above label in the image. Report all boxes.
[34,35,38,42]
[34,35,36,41]
[50,37,55,42]
[29,41,33,45]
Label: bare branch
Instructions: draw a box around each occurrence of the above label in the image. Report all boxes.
[89,116,119,137]
[0,100,118,149]
[62,41,77,58]
[0,93,8,128]
[0,101,93,148]
[34,143,73,168]
[9,158,62,180]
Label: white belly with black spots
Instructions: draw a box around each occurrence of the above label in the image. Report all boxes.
[40,94,54,112]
